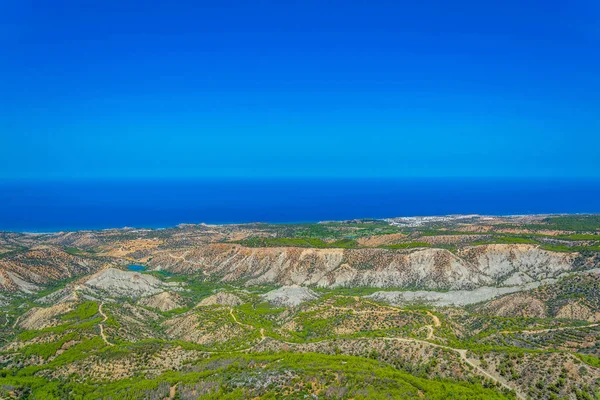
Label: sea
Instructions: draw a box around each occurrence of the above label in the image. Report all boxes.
[0,179,599,232]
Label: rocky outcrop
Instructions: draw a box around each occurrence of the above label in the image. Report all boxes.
[197,292,244,307]
[138,291,184,312]
[37,286,82,305]
[261,286,319,307]
[555,300,600,322]
[474,272,600,321]
[0,246,104,293]
[473,293,547,318]
[19,302,77,330]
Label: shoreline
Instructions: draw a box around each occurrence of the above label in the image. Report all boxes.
[7,212,600,235]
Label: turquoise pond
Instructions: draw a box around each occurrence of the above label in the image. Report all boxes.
[127,265,146,272]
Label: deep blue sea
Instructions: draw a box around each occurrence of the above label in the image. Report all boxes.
[1,179,599,232]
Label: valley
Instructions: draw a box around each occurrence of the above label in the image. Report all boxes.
[0,214,599,399]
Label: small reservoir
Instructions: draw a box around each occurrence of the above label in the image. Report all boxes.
[127,265,146,272]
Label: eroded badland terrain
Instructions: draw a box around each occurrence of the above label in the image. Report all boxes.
[1,214,600,399]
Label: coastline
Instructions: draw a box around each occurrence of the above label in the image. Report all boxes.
[6,212,599,234]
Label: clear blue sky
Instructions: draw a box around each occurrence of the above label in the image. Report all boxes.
[1,0,599,180]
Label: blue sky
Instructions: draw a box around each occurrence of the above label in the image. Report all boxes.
[1,0,599,179]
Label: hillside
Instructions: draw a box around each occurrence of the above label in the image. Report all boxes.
[0,214,599,399]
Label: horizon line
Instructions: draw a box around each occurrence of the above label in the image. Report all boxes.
[7,212,600,235]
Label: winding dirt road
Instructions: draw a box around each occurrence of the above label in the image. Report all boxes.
[225,304,525,398]
[98,302,115,346]
[230,308,267,342]
[502,323,600,335]
[167,382,178,399]
[233,303,524,399]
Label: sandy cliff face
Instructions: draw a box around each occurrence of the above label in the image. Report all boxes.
[148,244,579,290]
[457,244,575,284]
[0,242,585,294]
